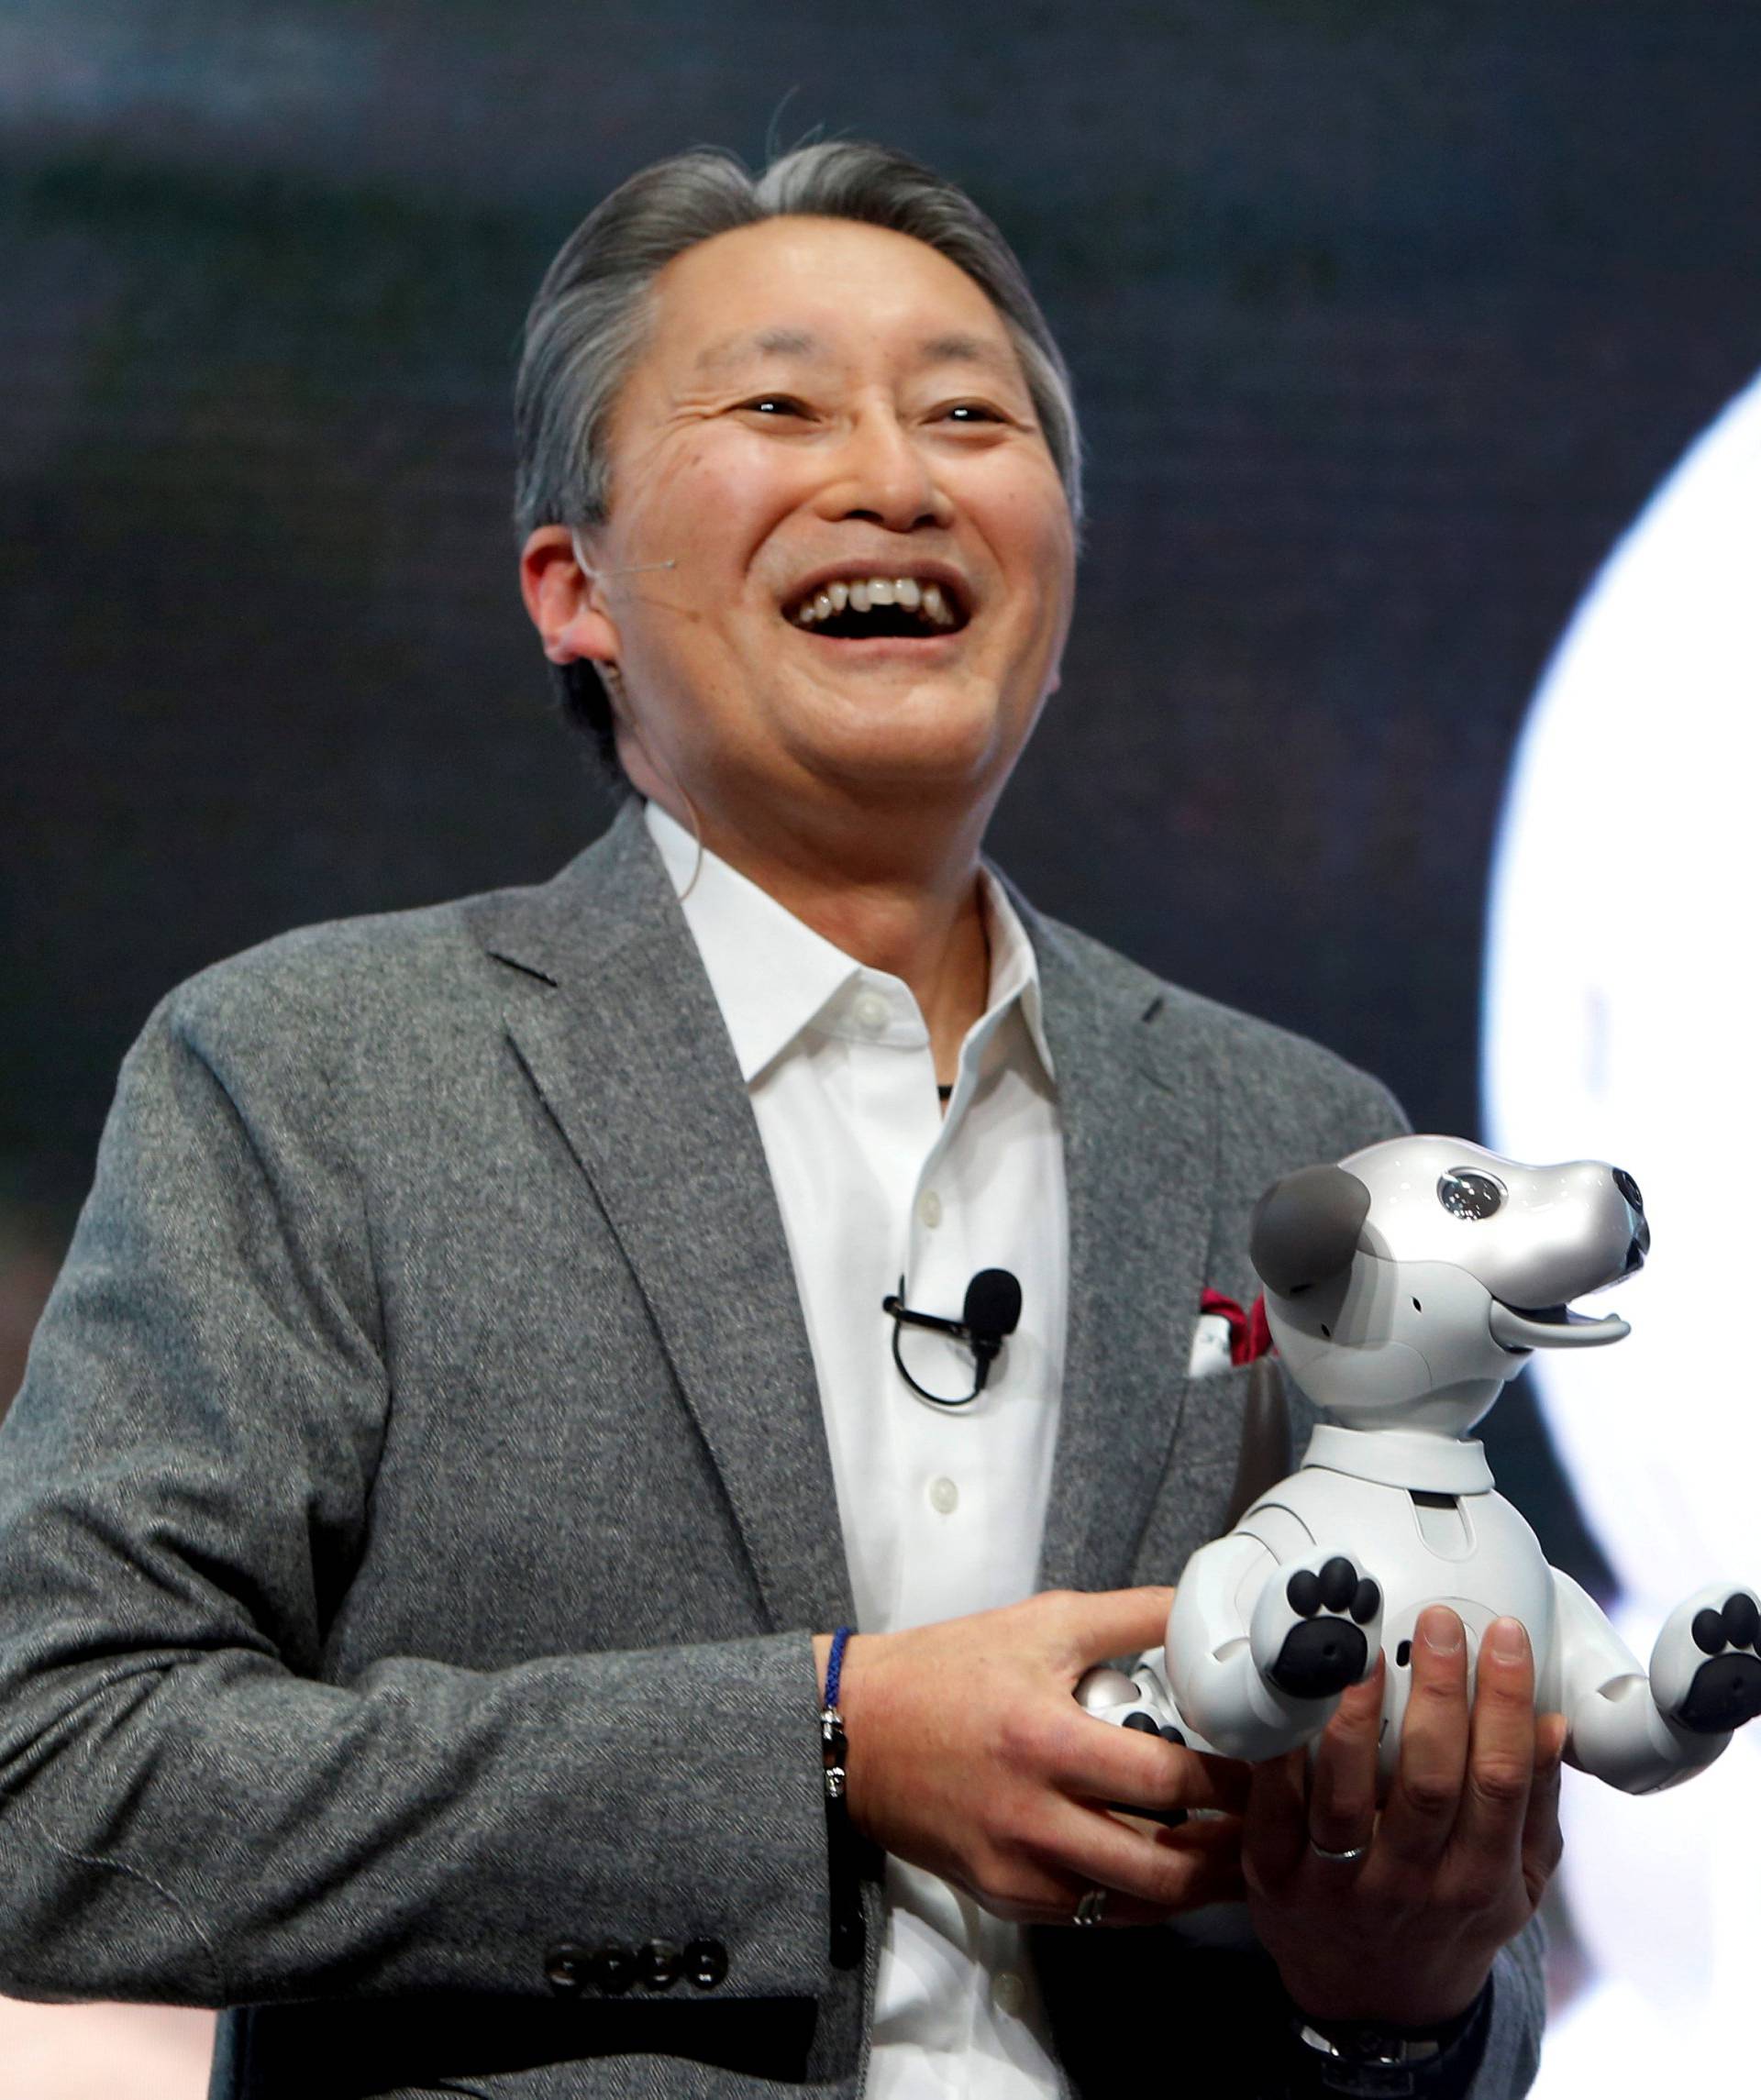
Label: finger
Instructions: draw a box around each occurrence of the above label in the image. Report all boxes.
[1521,1710,1567,1906]
[1242,1744,1311,1892]
[1047,1585,1177,1674]
[1306,1655,1385,1855]
[1454,1617,1539,1862]
[1064,1724,1253,1818]
[1379,1605,1471,1869]
[1193,1750,1257,1815]
[1036,1798,1248,1914]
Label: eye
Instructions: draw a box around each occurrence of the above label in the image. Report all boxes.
[941,402,1005,424]
[740,395,810,418]
[1437,1169,1505,1221]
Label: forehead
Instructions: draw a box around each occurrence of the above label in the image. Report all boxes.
[638,215,1023,386]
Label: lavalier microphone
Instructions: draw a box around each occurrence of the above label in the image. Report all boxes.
[570,530,677,580]
[881,1268,1023,1408]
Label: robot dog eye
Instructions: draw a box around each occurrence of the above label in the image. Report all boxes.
[1437,1168,1505,1220]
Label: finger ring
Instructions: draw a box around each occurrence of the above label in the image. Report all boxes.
[1072,1886,1110,1926]
[1307,1837,1370,1864]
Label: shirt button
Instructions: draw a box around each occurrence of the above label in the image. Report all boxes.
[853,990,889,1032]
[917,1189,942,1228]
[928,1476,959,1515]
[992,1970,1027,2017]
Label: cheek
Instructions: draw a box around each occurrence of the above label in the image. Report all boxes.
[657,435,802,549]
[979,463,1075,573]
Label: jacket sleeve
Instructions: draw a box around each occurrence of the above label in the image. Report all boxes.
[0,987,831,2011]
[1468,1922,1546,2097]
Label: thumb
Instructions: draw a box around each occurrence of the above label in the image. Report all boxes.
[1052,1585,1177,1673]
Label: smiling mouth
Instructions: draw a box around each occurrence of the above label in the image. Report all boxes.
[785,574,969,639]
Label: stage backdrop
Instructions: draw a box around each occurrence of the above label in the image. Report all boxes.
[3,4,1758,2093]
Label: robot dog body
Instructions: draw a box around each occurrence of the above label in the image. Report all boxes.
[1081,1136,1761,1794]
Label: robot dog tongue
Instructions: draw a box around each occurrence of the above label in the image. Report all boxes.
[1078,1135,1761,1794]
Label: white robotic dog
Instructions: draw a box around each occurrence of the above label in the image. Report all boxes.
[1080,1135,1761,1793]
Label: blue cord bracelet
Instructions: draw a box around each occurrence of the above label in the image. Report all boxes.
[819,1626,864,1969]
[820,1626,854,1807]
[825,1625,853,1711]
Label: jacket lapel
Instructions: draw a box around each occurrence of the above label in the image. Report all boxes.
[466,804,854,1636]
[1027,916,1219,1595]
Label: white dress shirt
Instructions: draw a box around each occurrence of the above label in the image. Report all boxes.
[646,801,1069,2098]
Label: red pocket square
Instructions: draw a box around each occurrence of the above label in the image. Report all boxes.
[1199,1287,1273,1366]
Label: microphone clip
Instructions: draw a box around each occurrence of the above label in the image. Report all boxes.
[881,1268,1023,1409]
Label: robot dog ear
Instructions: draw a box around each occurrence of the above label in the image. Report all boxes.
[1250,1166,1371,1297]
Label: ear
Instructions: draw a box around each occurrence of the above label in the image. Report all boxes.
[519,525,621,669]
[1249,1165,1371,1298]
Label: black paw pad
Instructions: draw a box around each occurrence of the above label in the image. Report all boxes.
[1159,1724,1187,1747]
[1723,1591,1759,1648]
[1268,1616,1369,1700]
[1678,1593,1761,1732]
[1678,1652,1761,1732]
[1274,1558,1378,1697]
[1123,1710,1161,1734]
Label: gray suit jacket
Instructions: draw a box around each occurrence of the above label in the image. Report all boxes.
[0,803,1544,2096]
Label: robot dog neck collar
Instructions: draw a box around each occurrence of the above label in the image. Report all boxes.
[1303,1423,1494,1496]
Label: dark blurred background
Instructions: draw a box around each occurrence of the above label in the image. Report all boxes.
[6,0,1761,1552]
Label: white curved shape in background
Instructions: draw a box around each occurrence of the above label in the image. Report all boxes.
[1484,371,1761,2093]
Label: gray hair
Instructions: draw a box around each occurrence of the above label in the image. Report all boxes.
[514,139,1083,769]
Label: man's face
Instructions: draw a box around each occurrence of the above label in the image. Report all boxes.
[537,214,1076,830]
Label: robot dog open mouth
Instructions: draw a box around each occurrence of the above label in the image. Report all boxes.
[1488,1298,1632,1353]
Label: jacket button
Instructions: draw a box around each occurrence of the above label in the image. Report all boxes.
[637,1939,683,1989]
[586,1942,637,1995]
[684,1938,729,1990]
[544,1941,589,1997]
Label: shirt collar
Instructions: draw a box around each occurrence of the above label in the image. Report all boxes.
[644,800,1056,1086]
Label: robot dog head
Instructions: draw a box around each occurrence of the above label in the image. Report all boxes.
[1250,1136,1647,1431]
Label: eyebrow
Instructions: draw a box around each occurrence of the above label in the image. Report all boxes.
[692,326,1018,381]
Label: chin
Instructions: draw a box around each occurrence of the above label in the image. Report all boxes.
[803,684,1028,786]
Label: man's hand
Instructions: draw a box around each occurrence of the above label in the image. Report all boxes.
[816,1590,1250,1925]
[1242,1605,1567,2027]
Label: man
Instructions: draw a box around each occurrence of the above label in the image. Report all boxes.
[0,142,1555,2097]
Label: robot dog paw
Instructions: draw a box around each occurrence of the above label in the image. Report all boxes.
[1073,1649,1202,1747]
[1251,1553,1383,1701]
[1658,1589,1761,1734]
[1650,1586,1761,1734]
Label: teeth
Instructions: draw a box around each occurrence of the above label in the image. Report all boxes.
[789,575,962,628]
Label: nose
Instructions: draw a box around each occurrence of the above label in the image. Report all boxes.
[818,403,947,533]
[1612,1167,1649,1271]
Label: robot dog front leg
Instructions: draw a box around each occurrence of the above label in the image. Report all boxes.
[1552,1568,1761,1794]
[1164,1529,1383,1763]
